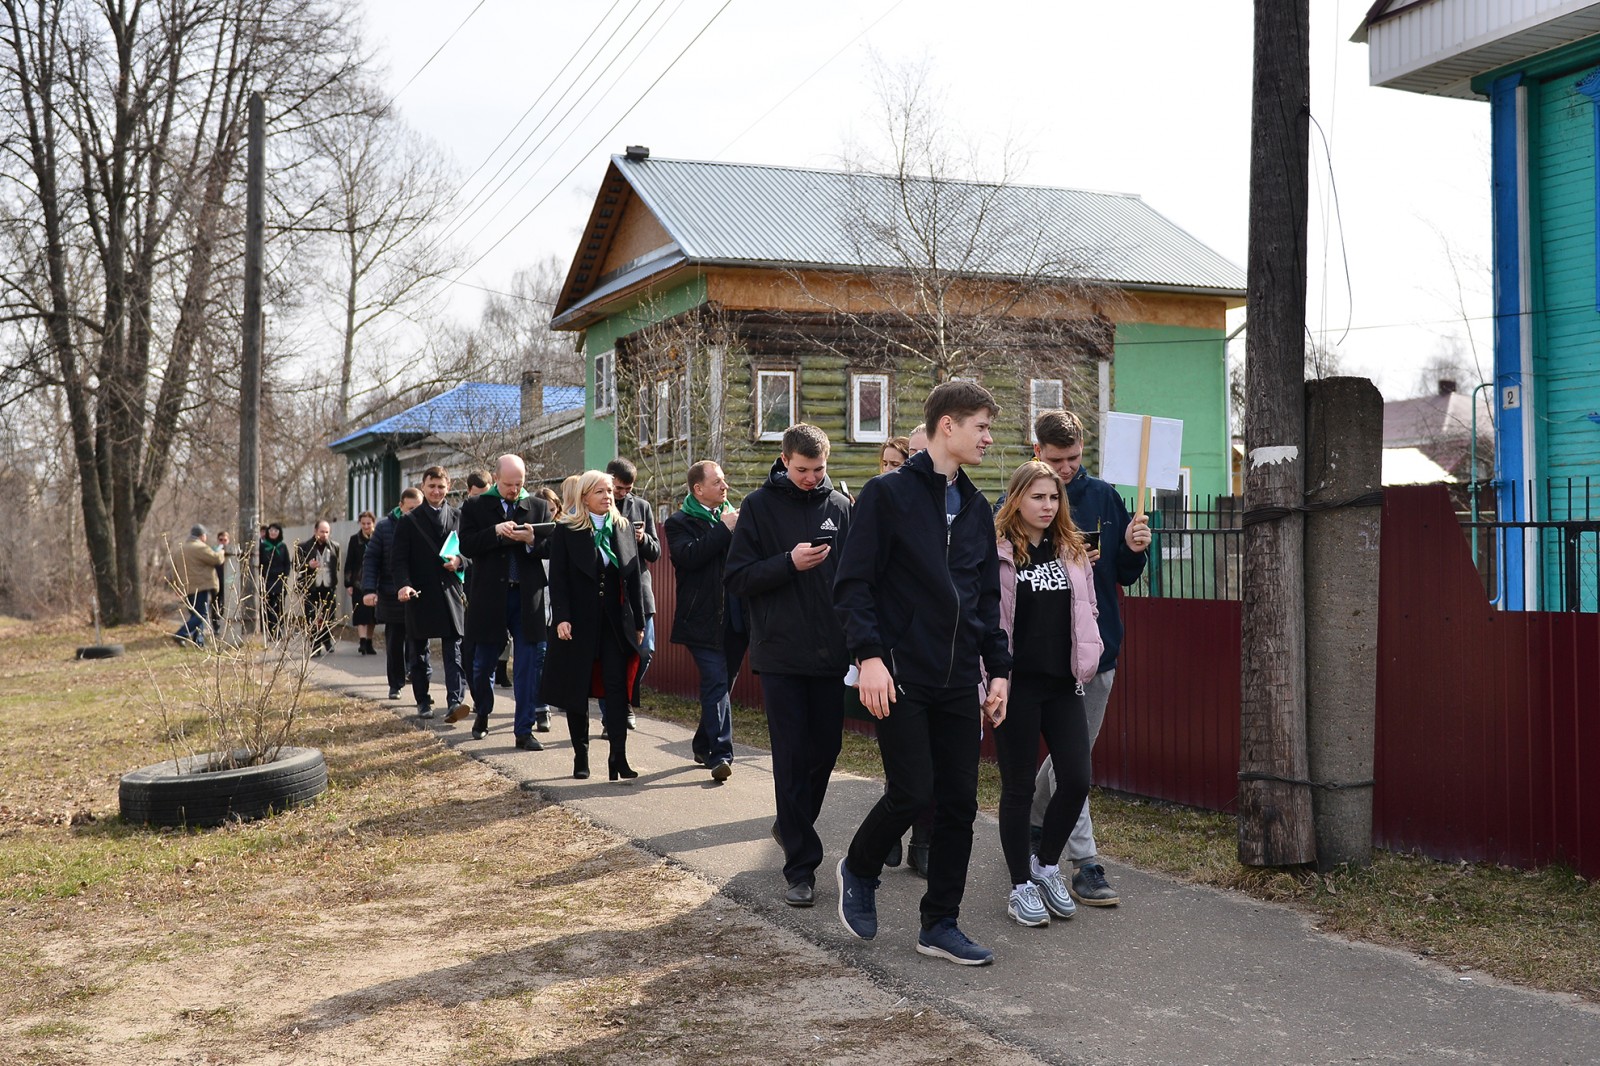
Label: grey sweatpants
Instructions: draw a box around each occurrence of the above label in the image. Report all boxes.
[1030,668,1115,866]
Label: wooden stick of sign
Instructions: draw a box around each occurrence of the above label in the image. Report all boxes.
[1136,414,1152,517]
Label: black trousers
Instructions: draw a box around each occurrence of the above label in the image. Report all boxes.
[303,585,336,649]
[845,683,980,930]
[992,673,1091,885]
[761,673,845,886]
[383,620,408,691]
[569,624,633,752]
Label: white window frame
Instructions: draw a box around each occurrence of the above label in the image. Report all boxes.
[1029,378,1064,438]
[850,373,890,443]
[1155,467,1193,561]
[755,369,795,442]
[594,349,616,415]
[654,378,672,444]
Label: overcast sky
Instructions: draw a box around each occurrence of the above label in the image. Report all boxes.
[356,0,1494,400]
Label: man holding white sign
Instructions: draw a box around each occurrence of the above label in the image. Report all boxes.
[1028,410,1153,907]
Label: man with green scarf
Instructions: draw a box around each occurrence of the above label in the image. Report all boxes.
[663,460,747,781]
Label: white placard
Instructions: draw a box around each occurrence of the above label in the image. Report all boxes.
[1100,412,1184,490]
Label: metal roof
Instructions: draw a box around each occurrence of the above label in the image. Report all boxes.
[612,154,1246,294]
[329,382,585,451]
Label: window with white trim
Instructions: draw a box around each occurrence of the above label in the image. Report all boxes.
[1154,467,1193,560]
[594,350,616,415]
[851,373,889,443]
[654,379,671,444]
[755,369,795,442]
[1029,378,1064,438]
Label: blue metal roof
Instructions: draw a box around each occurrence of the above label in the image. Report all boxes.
[330,382,585,451]
[617,155,1245,292]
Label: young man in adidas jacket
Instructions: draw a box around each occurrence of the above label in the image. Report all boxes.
[832,381,1012,966]
[724,423,853,909]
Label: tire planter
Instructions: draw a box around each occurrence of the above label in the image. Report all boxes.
[75,644,124,659]
[119,746,327,828]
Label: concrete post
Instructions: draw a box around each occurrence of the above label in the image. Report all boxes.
[1303,376,1383,870]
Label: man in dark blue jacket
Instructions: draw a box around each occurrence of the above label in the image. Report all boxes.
[833,381,1012,967]
[663,460,746,781]
[725,424,852,908]
[1027,408,1151,907]
[362,486,423,700]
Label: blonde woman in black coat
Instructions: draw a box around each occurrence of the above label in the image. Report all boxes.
[539,470,646,781]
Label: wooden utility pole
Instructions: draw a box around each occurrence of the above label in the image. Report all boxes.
[1239,0,1316,866]
[237,91,264,635]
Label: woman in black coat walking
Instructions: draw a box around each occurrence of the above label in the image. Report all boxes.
[257,523,291,640]
[540,470,646,781]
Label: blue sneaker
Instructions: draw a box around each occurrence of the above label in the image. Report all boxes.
[835,857,878,940]
[916,918,993,966]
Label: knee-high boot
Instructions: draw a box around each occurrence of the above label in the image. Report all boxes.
[567,708,590,779]
[607,724,637,782]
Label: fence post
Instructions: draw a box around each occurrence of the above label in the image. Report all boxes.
[1303,377,1382,870]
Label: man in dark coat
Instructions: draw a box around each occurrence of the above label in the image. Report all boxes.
[663,460,747,781]
[362,487,422,700]
[726,425,853,908]
[393,466,469,724]
[607,457,660,721]
[460,454,551,749]
[295,520,340,656]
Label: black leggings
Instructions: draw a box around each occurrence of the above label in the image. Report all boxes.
[992,673,1091,885]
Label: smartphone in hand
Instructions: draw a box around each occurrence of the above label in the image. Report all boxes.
[810,535,834,547]
[1083,530,1101,552]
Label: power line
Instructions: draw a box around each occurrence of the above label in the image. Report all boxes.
[388,0,493,104]
[451,0,738,283]
[713,0,905,160]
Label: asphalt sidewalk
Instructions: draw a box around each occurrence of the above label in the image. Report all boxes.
[310,649,1600,1065]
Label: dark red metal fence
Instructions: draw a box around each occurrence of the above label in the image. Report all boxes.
[641,487,1599,878]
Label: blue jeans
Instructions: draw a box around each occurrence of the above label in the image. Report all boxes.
[689,644,735,767]
[176,589,212,646]
[471,589,545,735]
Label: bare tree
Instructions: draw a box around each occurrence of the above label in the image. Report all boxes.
[303,90,464,430]
[0,0,363,623]
[788,59,1115,390]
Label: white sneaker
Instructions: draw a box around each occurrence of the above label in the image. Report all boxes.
[1007,882,1050,927]
[1030,859,1077,919]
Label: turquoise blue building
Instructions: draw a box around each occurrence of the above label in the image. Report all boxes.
[1359,1,1600,609]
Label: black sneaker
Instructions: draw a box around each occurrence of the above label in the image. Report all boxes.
[416,704,435,719]
[387,688,402,700]
[916,919,993,966]
[710,759,732,782]
[835,858,878,940]
[534,711,551,733]
[471,711,490,741]
[1071,863,1121,906]
[514,734,543,751]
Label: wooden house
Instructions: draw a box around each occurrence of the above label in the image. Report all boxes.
[1356,0,1600,607]
[550,149,1245,508]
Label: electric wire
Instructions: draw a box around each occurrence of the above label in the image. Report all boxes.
[388,0,493,104]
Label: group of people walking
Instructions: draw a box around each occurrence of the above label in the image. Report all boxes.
[170,379,1151,969]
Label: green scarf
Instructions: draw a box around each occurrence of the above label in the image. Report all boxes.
[484,484,528,502]
[681,493,729,525]
[388,506,402,520]
[259,538,286,557]
[591,512,619,567]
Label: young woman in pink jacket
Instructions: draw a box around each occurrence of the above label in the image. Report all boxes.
[987,461,1104,928]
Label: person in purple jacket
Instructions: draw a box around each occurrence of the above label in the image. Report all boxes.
[988,461,1103,928]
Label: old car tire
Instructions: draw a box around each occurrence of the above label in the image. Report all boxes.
[76,644,125,659]
[119,747,328,828]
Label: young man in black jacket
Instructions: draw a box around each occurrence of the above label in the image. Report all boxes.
[362,487,423,700]
[725,424,853,908]
[663,460,747,781]
[833,381,1012,966]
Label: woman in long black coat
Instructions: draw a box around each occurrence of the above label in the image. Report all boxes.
[540,470,645,781]
[257,524,291,640]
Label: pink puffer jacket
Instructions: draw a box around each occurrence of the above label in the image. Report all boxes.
[988,535,1102,688]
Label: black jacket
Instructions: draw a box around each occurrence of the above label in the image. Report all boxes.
[458,490,551,644]
[725,460,852,677]
[615,491,661,616]
[392,502,467,639]
[361,510,405,625]
[344,532,370,591]
[832,449,1010,692]
[663,506,735,650]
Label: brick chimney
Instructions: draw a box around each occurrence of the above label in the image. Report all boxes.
[520,369,544,423]
[1437,378,1457,396]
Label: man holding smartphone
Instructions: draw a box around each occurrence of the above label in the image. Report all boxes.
[1027,409,1151,907]
[725,424,852,907]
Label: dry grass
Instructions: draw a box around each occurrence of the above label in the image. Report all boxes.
[640,687,1599,1001]
[0,618,1041,1065]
